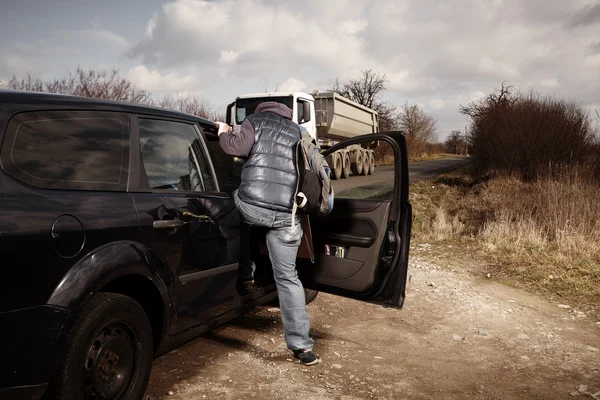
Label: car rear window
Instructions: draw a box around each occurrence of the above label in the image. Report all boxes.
[0,110,129,191]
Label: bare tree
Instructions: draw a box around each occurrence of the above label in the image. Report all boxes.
[396,102,437,157]
[328,70,397,132]
[3,68,152,104]
[397,102,437,143]
[445,130,468,154]
[373,101,398,132]
[329,70,386,109]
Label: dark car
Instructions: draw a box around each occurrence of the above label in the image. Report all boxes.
[0,90,412,400]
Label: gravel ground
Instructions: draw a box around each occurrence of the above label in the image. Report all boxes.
[145,244,600,400]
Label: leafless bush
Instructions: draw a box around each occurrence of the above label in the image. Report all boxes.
[461,83,598,181]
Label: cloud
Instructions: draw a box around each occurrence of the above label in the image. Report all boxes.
[540,78,560,88]
[1,0,585,139]
[80,28,128,47]
[429,98,446,111]
[0,55,33,75]
[128,0,372,74]
[469,91,486,102]
[567,3,600,28]
[145,13,158,37]
[126,65,196,92]
[588,41,600,55]
[279,78,306,93]
[219,50,239,66]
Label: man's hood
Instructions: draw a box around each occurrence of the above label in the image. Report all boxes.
[255,101,293,119]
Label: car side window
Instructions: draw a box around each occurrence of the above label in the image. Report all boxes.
[138,119,218,192]
[0,110,129,191]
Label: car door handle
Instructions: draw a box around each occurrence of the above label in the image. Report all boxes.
[153,219,185,229]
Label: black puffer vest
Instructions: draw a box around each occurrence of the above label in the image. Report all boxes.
[237,111,302,212]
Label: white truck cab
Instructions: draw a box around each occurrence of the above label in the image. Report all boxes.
[226,92,318,140]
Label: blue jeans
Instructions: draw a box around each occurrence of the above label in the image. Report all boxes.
[234,190,314,351]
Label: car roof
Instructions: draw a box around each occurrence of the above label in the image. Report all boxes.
[0,89,217,127]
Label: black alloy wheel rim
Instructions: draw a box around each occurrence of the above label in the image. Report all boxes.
[82,321,139,400]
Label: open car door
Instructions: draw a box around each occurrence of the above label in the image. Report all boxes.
[297,132,412,308]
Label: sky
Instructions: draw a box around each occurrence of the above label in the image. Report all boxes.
[0,0,598,139]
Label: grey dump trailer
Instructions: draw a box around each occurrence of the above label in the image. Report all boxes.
[314,92,379,179]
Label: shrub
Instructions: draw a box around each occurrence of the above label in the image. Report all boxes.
[461,83,598,181]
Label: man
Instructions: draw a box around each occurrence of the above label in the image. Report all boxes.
[215,101,320,366]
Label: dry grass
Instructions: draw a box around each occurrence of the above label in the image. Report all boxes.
[410,164,600,316]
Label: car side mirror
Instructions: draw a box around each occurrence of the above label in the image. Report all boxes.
[226,102,234,125]
[302,101,311,123]
[297,104,304,123]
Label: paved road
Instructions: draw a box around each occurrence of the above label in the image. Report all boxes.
[406,157,471,183]
[332,157,471,197]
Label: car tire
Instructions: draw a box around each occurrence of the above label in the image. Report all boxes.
[47,292,154,400]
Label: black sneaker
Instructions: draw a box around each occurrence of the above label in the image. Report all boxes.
[293,349,321,366]
[237,279,260,295]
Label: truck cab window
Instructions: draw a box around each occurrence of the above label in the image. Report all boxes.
[234,96,294,124]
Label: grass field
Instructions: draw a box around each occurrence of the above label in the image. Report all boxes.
[409,163,600,317]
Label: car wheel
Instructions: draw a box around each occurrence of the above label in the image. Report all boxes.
[47,292,154,400]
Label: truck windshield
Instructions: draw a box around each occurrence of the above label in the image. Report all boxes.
[235,97,293,125]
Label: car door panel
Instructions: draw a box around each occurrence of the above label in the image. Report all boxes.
[304,199,390,292]
[297,133,411,308]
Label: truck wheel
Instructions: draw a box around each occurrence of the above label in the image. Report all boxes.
[342,153,351,178]
[362,152,370,176]
[368,152,375,175]
[351,150,364,175]
[332,153,343,180]
[47,293,154,400]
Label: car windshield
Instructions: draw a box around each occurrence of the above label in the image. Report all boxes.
[235,96,293,125]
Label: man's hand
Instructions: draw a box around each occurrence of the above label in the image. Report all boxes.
[215,121,232,136]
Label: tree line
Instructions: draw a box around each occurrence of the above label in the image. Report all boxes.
[1,68,224,121]
[1,68,444,159]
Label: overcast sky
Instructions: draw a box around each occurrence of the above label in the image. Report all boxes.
[1,0,598,139]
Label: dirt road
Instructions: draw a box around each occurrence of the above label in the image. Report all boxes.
[145,245,600,399]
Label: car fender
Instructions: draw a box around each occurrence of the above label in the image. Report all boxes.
[47,240,173,314]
